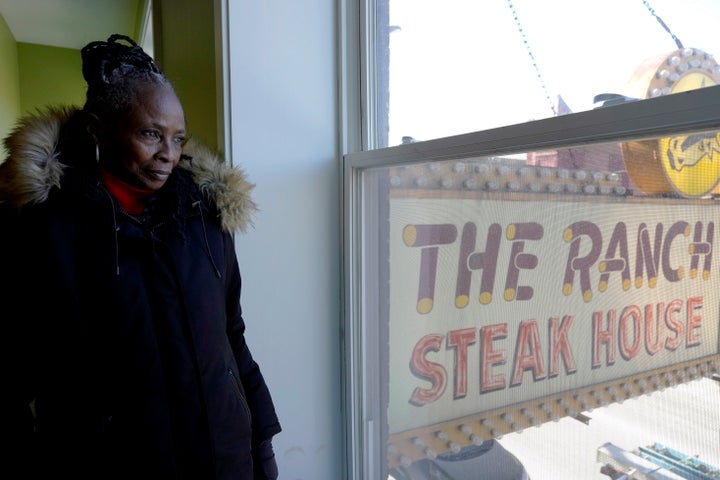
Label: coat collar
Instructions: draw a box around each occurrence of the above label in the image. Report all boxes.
[0,106,257,233]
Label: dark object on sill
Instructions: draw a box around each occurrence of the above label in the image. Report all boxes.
[593,93,640,108]
[388,439,530,480]
[572,412,592,425]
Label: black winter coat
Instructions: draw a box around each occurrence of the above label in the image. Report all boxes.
[0,107,281,479]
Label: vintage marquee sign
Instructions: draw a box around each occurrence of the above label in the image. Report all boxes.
[382,49,720,469]
[388,194,720,436]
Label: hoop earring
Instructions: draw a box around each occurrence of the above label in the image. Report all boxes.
[95,144,100,164]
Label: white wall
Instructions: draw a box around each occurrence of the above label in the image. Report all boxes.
[226,1,342,479]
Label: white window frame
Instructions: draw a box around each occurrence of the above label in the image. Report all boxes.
[339,1,720,473]
[340,1,720,478]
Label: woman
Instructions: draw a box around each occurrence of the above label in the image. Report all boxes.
[0,35,281,479]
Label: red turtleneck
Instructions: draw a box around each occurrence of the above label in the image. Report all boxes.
[99,169,154,215]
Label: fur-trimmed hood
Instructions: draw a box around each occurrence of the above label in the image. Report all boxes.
[0,106,257,233]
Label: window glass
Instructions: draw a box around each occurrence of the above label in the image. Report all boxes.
[345,115,720,478]
[379,0,720,147]
[348,1,720,477]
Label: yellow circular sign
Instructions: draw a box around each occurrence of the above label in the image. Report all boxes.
[659,130,720,197]
[623,48,720,197]
[660,71,720,197]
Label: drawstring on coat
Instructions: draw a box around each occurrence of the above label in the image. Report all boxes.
[101,184,121,276]
[101,188,222,280]
[193,200,222,279]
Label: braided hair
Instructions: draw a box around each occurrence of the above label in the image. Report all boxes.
[80,34,173,124]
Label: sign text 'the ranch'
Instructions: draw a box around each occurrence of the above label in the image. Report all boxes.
[402,219,713,312]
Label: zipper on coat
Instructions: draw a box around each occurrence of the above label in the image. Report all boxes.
[100,185,121,276]
[192,200,222,279]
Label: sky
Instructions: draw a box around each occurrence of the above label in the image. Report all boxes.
[387,0,720,146]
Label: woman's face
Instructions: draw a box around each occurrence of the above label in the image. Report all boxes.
[101,83,186,191]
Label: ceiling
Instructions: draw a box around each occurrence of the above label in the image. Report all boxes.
[0,0,143,50]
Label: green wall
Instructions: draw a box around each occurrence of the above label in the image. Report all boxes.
[0,20,85,160]
[1,1,219,157]
[0,14,20,159]
[17,43,85,114]
[155,0,218,151]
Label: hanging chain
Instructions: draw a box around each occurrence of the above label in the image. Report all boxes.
[507,0,557,116]
[641,0,683,49]
[506,0,684,117]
